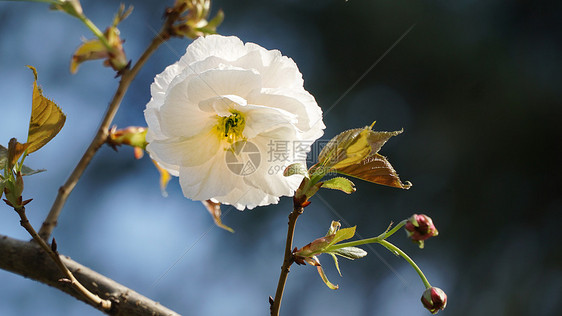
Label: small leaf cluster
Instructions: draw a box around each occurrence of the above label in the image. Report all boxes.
[1,67,65,208]
[293,221,367,290]
[285,122,411,206]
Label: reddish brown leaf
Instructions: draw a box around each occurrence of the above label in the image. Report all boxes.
[335,153,412,189]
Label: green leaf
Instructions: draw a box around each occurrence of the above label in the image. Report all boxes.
[20,165,46,176]
[335,153,412,189]
[0,178,6,201]
[331,247,368,260]
[329,253,342,277]
[206,9,225,29]
[321,177,356,194]
[0,145,7,170]
[316,264,339,290]
[283,163,309,178]
[328,226,357,247]
[26,66,66,154]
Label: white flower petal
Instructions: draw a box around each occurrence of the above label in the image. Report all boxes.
[179,154,244,201]
[187,67,262,104]
[147,130,221,168]
[251,88,325,134]
[158,79,217,138]
[235,48,304,89]
[241,104,298,139]
[242,135,305,196]
[199,95,247,116]
[180,35,247,64]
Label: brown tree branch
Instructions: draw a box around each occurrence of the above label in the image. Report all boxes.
[0,234,180,316]
[270,198,305,316]
[37,11,179,241]
[14,205,112,310]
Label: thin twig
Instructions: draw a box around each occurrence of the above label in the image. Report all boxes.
[270,198,304,316]
[15,206,112,310]
[38,16,177,241]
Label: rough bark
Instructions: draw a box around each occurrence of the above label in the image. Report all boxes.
[0,234,180,316]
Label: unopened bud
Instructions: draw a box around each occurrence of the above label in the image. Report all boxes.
[108,126,147,150]
[70,5,132,74]
[405,214,438,248]
[421,287,447,314]
[169,0,224,39]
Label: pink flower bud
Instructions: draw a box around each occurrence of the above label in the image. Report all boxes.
[421,287,447,314]
[405,214,438,248]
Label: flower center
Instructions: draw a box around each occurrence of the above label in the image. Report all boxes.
[216,110,246,144]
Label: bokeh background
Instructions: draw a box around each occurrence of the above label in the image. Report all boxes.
[1,0,560,315]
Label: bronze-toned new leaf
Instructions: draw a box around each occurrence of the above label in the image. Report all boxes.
[70,39,108,74]
[26,66,66,154]
[202,199,234,233]
[335,153,412,189]
[7,139,28,169]
[317,123,403,171]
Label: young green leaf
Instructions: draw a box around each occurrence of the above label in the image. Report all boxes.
[335,153,412,189]
[283,163,309,178]
[26,66,66,154]
[0,178,6,201]
[331,247,367,260]
[329,253,342,276]
[20,165,46,176]
[313,260,339,290]
[328,226,357,247]
[0,145,7,170]
[321,177,356,194]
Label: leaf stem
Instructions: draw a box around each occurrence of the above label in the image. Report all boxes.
[37,14,176,241]
[378,239,432,289]
[326,220,431,289]
[15,206,112,310]
[270,203,304,316]
[76,15,112,51]
[328,220,407,250]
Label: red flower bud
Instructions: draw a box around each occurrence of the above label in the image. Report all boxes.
[405,214,439,248]
[421,287,447,314]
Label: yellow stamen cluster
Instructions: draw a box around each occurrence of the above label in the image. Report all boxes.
[216,110,246,144]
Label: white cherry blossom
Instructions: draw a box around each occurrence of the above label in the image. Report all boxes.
[145,35,324,210]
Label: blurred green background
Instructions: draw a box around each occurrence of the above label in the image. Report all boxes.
[0,0,560,315]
